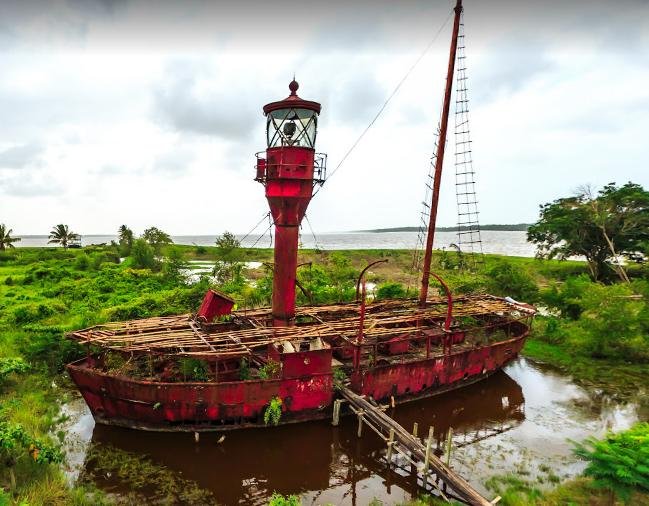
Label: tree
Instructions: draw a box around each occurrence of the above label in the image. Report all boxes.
[573,423,649,505]
[48,224,80,249]
[215,231,241,262]
[118,225,134,255]
[131,238,157,270]
[528,182,649,281]
[0,224,20,251]
[142,227,172,254]
[213,231,243,284]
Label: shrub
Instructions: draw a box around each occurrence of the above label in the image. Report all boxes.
[74,254,90,271]
[264,397,283,426]
[540,274,593,320]
[3,276,13,286]
[178,358,209,382]
[258,360,282,380]
[268,493,301,506]
[573,423,649,504]
[0,357,29,384]
[17,332,83,373]
[375,282,407,300]
[12,301,67,324]
[131,238,158,270]
[485,261,538,302]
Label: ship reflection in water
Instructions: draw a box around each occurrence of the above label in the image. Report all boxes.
[83,370,524,505]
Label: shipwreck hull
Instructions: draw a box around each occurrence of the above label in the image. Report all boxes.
[67,332,527,432]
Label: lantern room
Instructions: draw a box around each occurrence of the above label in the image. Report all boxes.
[263,80,321,149]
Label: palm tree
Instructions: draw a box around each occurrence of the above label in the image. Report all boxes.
[48,224,80,249]
[0,224,21,251]
[118,225,134,247]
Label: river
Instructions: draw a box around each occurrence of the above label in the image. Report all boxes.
[16,230,535,257]
[59,357,646,505]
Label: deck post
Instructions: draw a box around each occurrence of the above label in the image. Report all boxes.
[386,428,395,463]
[357,410,364,437]
[445,427,454,466]
[332,399,342,426]
[412,422,418,438]
[423,425,434,483]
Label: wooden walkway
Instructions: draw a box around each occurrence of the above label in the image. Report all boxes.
[336,386,498,506]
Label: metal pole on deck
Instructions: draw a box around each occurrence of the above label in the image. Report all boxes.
[419,0,464,307]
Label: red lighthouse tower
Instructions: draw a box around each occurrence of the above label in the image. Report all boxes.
[256,80,326,327]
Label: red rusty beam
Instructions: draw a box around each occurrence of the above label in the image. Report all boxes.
[419,0,463,308]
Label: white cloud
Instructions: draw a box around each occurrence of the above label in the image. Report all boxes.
[0,0,647,236]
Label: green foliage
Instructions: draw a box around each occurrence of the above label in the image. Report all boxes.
[3,276,13,286]
[264,396,283,426]
[333,367,347,387]
[215,231,241,261]
[0,224,20,250]
[528,182,649,281]
[12,301,67,324]
[0,419,63,465]
[375,281,407,300]
[178,358,209,382]
[130,238,158,270]
[537,277,649,361]
[142,226,173,254]
[0,358,28,384]
[268,493,301,506]
[239,358,250,380]
[47,224,79,249]
[118,225,134,256]
[484,474,543,506]
[572,423,649,504]
[258,360,282,380]
[485,260,539,302]
[162,246,188,282]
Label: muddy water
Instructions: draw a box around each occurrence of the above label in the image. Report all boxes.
[61,358,646,505]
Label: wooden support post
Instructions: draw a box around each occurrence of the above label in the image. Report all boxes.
[445,427,453,467]
[423,426,434,481]
[412,422,418,438]
[332,399,341,426]
[357,410,364,438]
[386,428,395,463]
[390,395,395,409]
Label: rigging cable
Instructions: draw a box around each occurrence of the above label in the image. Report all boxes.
[312,8,454,197]
[239,211,271,246]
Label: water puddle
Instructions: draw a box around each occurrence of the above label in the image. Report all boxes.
[61,357,645,505]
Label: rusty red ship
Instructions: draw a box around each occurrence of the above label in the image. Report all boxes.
[66,0,535,432]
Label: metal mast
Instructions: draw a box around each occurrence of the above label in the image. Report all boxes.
[419,0,464,307]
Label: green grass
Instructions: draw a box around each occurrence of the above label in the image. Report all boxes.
[0,245,644,505]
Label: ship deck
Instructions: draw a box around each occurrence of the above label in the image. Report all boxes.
[68,295,535,359]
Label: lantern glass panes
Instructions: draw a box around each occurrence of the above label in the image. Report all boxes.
[267,108,318,148]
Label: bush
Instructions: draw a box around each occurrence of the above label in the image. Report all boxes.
[74,254,90,271]
[573,422,649,504]
[0,357,29,384]
[12,301,67,324]
[131,238,158,270]
[17,332,84,373]
[375,282,407,300]
[264,397,283,426]
[3,276,13,286]
[485,261,538,302]
[178,358,209,381]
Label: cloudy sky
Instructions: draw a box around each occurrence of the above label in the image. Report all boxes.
[0,0,647,236]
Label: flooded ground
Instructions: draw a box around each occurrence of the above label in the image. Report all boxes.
[60,357,646,505]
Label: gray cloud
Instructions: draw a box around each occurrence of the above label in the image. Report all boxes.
[0,142,43,169]
[153,148,194,174]
[153,60,257,140]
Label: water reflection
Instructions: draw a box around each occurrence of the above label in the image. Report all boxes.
[83,370,525,505]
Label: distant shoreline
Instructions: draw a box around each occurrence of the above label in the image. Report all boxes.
[357,224,531,233]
